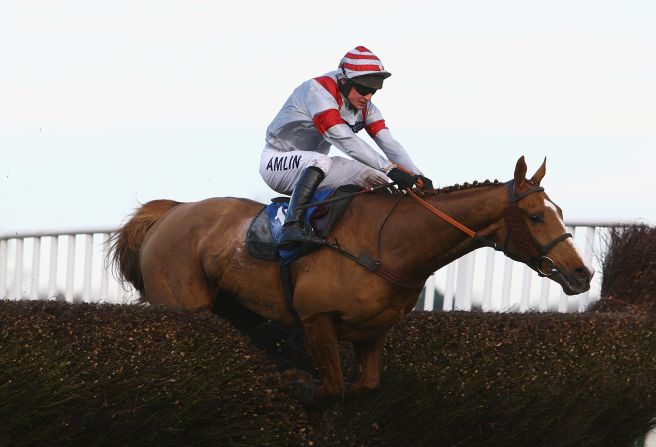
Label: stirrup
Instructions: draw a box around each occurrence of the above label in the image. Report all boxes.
[279,224,324,249]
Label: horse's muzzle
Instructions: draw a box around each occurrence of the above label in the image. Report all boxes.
[558,265,594,295]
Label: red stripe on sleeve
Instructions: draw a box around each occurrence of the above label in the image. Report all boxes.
[366,119,387,138]
[313,109,345,135]
[313,76,343,109]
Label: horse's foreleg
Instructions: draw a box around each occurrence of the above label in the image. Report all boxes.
[301,313,345,401]
[351,333,385,398]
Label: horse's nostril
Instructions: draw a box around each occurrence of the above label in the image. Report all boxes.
[575,267,592,283]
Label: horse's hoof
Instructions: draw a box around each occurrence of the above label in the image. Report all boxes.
[279,369,319,403]
[348,382,378,399]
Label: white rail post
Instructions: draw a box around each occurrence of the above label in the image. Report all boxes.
[455,254,476,310]
[100,233,110,302]
[48,236,59,299]
[500,257,514,311]
[13,238,24,299]
[519,265,532,312]
[455,258,466,310]
[558,288,569,313]
[442,262,456,311]
[539,277,550,312]
[423,274,435,310]
[482,249,495,312]
[0,240,7,298]
[578,226,596,312]
[66,235,76,302]
[30,237,41,300]
[116,276,124,303]
[82,234,93,301]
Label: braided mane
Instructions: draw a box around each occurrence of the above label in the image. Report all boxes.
[370,179,504,198]
[420,179,503,197]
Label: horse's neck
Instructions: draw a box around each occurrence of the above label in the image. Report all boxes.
[373,184,508,278]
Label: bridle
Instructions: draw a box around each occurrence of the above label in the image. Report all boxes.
[407,180,573,277]
[498,180,573,277]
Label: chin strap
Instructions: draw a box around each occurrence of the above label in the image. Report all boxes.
[338,68,359,110]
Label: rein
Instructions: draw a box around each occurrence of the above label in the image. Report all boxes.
[407,180,573,277]
[407,189,476,238]
[297,182,397,210]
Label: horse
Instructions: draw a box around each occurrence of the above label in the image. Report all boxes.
[111,156,593,401]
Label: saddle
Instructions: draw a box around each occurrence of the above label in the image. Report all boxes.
[246,184,362,264]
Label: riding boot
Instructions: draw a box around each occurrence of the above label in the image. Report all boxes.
[279,166,326,250]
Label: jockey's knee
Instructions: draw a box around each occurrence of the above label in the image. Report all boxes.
[309,157,331,176]
[357,168,389,188]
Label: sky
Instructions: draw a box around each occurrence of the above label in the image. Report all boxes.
[1,0,655,235]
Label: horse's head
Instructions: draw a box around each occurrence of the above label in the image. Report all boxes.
[497,156,593,295]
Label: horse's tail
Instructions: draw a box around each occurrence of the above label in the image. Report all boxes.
[109,199,182,297]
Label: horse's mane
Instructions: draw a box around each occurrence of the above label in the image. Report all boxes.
[421,179,503,196]
[372,179,503,197]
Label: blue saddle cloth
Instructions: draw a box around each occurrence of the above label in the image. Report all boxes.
[246,188,337,265]
[269,188,334,262]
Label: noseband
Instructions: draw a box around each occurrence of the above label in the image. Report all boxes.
[494,180,572,277]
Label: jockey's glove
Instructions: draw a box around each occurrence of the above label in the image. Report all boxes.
[387,167,417,190]
[416,175,433,191]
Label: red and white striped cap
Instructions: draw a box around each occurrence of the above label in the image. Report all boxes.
[338,46,391,80]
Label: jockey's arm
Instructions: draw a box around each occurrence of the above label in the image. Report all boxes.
[323,120,432,190]
[372,128,423,176]
[364,102,423,176]
[306,80,422,177]
[321,122,394,173]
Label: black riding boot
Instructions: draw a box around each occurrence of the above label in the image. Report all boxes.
[279,166,325,250]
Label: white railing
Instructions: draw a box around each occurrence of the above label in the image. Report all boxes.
[0,220,650,310]
[0,227,136,304]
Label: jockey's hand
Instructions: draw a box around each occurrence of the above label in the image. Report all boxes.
[387,167,417,190]
[416,175,433,191]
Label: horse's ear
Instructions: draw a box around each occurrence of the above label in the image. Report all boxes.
[530,157,547,186]
[514,156,527,191]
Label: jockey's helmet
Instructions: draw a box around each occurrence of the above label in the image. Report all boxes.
[338,46,391,91]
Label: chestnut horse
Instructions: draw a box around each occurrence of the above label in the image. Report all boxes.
[111,156,592,401]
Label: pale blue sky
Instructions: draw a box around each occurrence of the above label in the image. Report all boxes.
[1,0,655,233]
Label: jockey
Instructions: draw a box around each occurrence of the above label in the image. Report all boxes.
[260,46,432,250]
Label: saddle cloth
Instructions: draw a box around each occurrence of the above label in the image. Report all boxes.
[246,185,361,264]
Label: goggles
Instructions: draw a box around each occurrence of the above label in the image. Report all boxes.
[352,83,377,96]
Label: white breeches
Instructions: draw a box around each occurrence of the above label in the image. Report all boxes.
[259,147,390,195]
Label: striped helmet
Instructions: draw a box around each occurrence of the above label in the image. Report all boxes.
[338,46,391,88]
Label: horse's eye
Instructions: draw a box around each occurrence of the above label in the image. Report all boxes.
[529,214,543,224]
